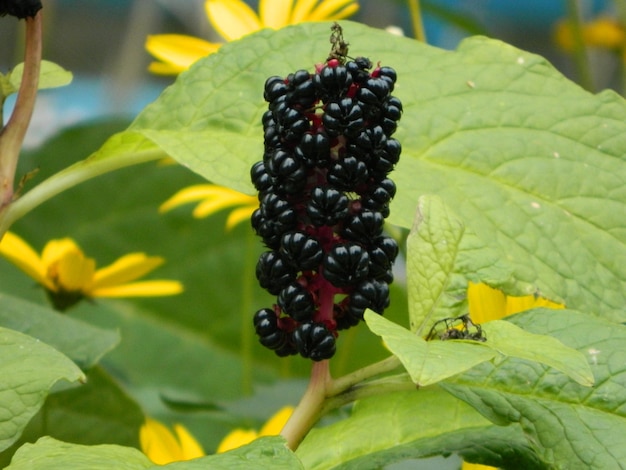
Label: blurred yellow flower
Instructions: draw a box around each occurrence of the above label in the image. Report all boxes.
[216,405,293,453]
[140,406,293,464]
[0,231,183,310]
[160,184,257,230]
[461,282,564,470]
[146,0,359,74]
[140,418,205,465]
[555,16,625,52]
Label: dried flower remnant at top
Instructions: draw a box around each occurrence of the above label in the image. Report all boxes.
[251,25,402,361]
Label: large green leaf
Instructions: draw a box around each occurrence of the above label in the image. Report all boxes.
[443,309,626,468]
[0,293,119,369]
[0,327,84,452]
[297,387,546,469]
[6,437,152,470]
[99,21,622,321]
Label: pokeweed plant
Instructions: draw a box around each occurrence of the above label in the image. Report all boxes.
[0,11,625,470]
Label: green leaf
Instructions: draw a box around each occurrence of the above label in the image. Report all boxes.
[0,327,84,452]
[442,309,626,469]
[4,60,73,96]
[0,293,119,369]
[6,437,151,470]
[406,195,465,333]
[297,388,546,469]
[97,21,623,320]
[160,436,302,470]
[365,311,496,386]
[481,319,593,386]
[0,367,145,468]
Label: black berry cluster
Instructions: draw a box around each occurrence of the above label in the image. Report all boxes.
[252,53,402,361]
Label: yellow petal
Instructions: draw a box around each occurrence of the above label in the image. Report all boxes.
[148,61,187,76]
[92,254,164,289]
[54,249,96,292]
[259,406,294,436]
[159,185,216,213]
[145,34,221,74]
[462,463,497,470]
[92,280,183,298]
[467,282,507,323]
[160,184,256,220]
[505,294,564,317]
[193,194,256,219]
[140,418,192,465]
[0,231,49,288]
[173,424,205,460]
[216,429,258,453]
[306,0,359,21]
[260,0,294,28]
[41,238,82,268]
[225,206,256,230]
[290,0,318,23]
[205,0,263,41]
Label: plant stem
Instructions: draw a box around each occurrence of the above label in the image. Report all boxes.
[0,146,166,234]
[408,0,427,42]
[0,11,42,210]
[566,0,594,91]
[328,354,401,396]
[280,359,331,450]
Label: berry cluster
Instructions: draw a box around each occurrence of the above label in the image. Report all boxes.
[251,53,402,361]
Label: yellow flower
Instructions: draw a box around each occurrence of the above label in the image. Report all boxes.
[159,184,257,230]
[0,231,183,310]
[146,0,359,75]
[216,405,293,453]
[467,281,564,324]
[139,406,293,464]
[140,418,205,465]
[461,282,564,470]
[554,16,625,52]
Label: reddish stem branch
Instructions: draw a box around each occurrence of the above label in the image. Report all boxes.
[0,11,42,210]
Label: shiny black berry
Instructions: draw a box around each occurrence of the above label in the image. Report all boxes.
[342,210,385,241]
[314,64,352,101]
[293,322,336,361]
[280,231,323,271]
[327,155,368,191]
[256,251,296,295]
[323,98,364,138]
[323,243,369,287]
[278,282,315,322]
[306,186,349,227]
[345,279,390,319]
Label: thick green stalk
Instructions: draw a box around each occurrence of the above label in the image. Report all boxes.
[280,360,331,450]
